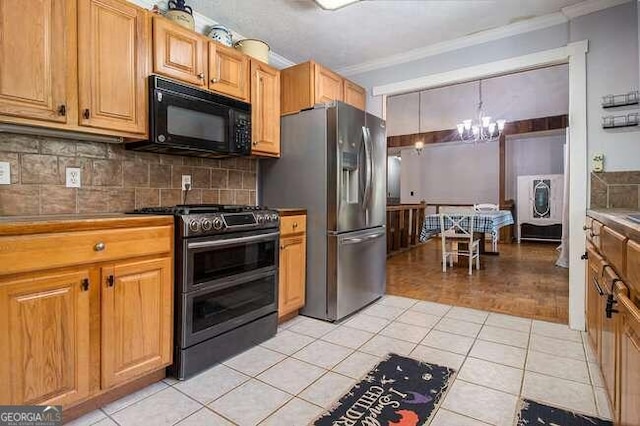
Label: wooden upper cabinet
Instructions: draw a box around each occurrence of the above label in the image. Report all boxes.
[344,80,366,111]
[0,270,91,406]
[0,0,69,123]
[251,60,280,157]
[208,42,249,102]
[77,0,148,134]
[153,16,207,87]
[314,65,343,104]
[101,257,172,389]
[280,61,365,115]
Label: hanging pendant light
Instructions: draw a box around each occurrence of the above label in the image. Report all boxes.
[415,91,424,155]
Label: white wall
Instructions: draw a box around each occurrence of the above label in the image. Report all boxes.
[386,65,569,136]
[570,3,640,172]
[358,3,640,172]
[399,142,499,205]
[505,132,566,201]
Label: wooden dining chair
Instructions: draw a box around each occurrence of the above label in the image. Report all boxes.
[474,203,500,251]
[439,213,481,275]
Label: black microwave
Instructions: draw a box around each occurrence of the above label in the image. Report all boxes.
[127,76,251,158]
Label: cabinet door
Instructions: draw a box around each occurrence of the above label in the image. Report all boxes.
[278,235,306,318]
[251,60,280,157]
[314,65,343,104]
[153,17,206,87]
[78,0,148,134]
[0,270,91,406]
[586,245,604,355]
[344,80,366,111]
[0,0,68,123]
[101,257,172,389]
[209,42,249,101]
[600,267,619,410]
[619,294,640,426]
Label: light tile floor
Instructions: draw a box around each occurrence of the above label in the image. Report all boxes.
[68,296,611,426]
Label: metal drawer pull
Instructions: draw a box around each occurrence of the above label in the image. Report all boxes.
[94,242,106,252]
[592,277,604,296]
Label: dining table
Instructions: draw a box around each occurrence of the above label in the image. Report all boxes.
[419,210,515,255]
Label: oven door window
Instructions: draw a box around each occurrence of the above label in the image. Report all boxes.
[192,275,276,334]
[153,89,230,152]
[191,236,277,285]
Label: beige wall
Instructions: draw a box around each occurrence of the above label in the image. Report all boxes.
[0,133,257,216]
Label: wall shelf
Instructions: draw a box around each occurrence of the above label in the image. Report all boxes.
[602,91,639,108]
[602,113,639,129]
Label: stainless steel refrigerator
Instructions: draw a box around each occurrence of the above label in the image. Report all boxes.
[261,101,387,322]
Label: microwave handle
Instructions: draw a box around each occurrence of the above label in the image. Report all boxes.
[187,232,280,250]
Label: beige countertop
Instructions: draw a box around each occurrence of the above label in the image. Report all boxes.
[276,208,307,217]
[588,209,640,241]
[0,214,173,236]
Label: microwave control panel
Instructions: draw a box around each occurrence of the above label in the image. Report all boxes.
[233,114,251,154]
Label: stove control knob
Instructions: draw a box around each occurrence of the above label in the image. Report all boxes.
[270,214,279,222]
[256,214,265,224]
[188,219,200,233]
[212,217,224,230]
[201,218,212,231]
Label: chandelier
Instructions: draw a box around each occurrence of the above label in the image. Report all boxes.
[457,80,506,143]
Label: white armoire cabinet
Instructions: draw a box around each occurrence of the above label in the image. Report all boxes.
[517,174,564,242]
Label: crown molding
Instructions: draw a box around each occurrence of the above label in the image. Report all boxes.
[338,0,631,77]
[127,0,296,69]
[561,0,632,19]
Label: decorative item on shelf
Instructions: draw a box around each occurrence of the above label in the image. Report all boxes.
[165,0,195,31]
[208,25,233,46]
[151,4,161,14]
[234,39,270,63]
[602,112,640,129]
[602,90,639,108]
[457,80,506,144]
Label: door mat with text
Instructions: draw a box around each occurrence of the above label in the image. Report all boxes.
[313,353,455,426]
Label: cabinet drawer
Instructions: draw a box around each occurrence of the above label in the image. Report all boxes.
[601,226,627,275]
[280,215,306,237]
[586,218,603,249]
[0,226,173,276]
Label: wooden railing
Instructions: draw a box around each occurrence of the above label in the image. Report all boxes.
[386,203,426,255]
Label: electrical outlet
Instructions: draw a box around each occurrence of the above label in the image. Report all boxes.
[0,162,10,185]
[182,174,192,190]
[66,167,81,188]
[592,153,605,173]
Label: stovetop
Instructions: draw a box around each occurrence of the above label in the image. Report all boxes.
[133,204,267,215]
[132,204,279,237]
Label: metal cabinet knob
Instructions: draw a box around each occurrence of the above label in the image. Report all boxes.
[197,73,204,79]
[583,225,591,231]
[252,141,258,146]
[293,222,298,228]
[94,242,106,252]
[211,78,218,84]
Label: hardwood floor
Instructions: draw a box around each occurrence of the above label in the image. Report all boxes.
[386,240,569,324]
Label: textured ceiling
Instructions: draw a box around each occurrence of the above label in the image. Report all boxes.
[188,0,584,71]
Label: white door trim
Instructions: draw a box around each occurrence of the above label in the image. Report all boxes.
[374,41,589,330]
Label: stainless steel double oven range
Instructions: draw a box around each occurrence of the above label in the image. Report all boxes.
[133,204,280,379]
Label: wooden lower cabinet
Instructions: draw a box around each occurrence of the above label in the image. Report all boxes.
[618,293,640,426]
[586,244,604,355]
[101,257,172,389]
[278,214,306,319]
[0,269,91,406]
[0,217,173,416]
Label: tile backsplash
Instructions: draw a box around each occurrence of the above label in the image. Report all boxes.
[0,133,257,216]
[591,171,640,209]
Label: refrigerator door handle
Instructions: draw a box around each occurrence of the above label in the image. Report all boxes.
[362,126,373,209]
[340,231,385,245]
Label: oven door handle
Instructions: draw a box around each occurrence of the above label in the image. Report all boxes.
[187,232,280,250]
